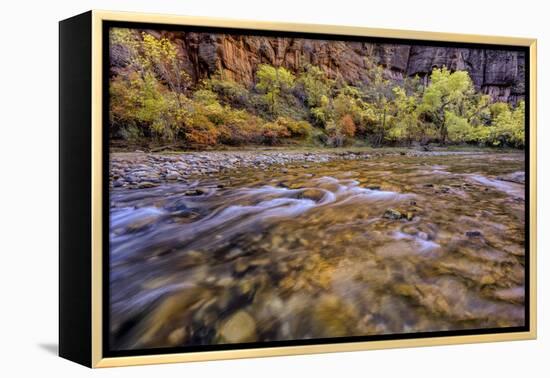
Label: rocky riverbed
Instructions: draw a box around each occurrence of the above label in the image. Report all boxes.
[108,149,526,351]
[110,149,491,189]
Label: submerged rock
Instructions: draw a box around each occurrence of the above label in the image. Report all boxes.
[493,286,525,303]
[184,188,206,196]
[218,310,257,343]
[383,208,402,220]
[165,172,180,180]
[466,230,483,238]
[299,189,326,202]
[312,295,359,337]
[137,181,158,189]
[234,258,250,274]
[226,247,245,260]
[167,327,188,345]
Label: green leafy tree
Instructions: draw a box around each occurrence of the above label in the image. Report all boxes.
[362,63,396,146]
[310,94,332,127]
[203,73,251,109]
[490,101,525,147]
[419,67,474,144]
[299,65,333,106]
[463,93,491,126]
[256,64,295,117]
[387,86,423,144]
[446,111,476,143]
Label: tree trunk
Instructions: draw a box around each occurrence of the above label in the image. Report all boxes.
[440,124,447,145]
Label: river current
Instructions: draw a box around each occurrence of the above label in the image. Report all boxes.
[109,152,526,350]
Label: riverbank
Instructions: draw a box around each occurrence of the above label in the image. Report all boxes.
[109,147,518,189]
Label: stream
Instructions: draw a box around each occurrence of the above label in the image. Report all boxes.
[109,151,526,350]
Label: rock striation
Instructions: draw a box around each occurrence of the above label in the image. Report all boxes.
[111,30,525,104]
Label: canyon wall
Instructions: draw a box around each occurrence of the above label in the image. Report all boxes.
[110,30,525,104]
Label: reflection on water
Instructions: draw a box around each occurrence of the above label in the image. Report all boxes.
[109,152,525,350]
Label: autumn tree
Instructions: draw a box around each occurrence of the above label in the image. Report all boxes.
[108,30,525,150]
[110,29,191,141]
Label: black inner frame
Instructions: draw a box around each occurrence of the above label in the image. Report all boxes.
[102,20,531,358]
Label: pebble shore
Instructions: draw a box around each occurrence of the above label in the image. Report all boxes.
[109,149,487,189]
[110,150,369,189]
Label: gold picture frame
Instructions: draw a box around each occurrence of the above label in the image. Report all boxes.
[59,9,537,368]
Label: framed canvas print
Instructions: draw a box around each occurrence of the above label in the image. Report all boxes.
[59,10,537,368]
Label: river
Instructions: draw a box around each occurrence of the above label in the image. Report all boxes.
[108,151,526,350]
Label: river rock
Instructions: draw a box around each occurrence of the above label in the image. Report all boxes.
[218,310,257,343]
[126,215,159,232]
[184,188,206,196]
[234,258,250,274]
[418,231,429,240]
[466,230,483,238]
[312,295,358,337]
[166,171,180,180]
[167,327,188,345]
[137,181,158,189]
[383,208,402,220]
[226,247,245,260]
[299,189,326,202]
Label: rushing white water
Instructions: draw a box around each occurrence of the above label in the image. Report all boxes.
[468,174,525,199]
[110,178,410,259]
[109,176,414,317]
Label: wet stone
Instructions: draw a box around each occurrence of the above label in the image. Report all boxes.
[185,188,206,196]
[137,181,158,189]
[167,327,188,345]
[383,208,402,220]
[226,248,246,260]
[299,189,326,202]
[234,258,250,274]
[218,311,257,343]
[466,230,483,238]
